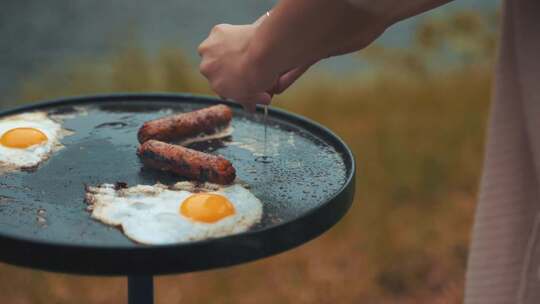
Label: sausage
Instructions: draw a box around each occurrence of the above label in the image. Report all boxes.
[138,104,232,144]
[137,140,236,185]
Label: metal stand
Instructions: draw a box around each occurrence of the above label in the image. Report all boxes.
[128,275,154,304]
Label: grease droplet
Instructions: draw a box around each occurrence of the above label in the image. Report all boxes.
[255,155,273,164]
[95,121,128,129]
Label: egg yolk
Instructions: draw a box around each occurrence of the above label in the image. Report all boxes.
[0,128,48,149]
[181,193,235,223]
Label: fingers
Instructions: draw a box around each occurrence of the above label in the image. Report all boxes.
[270,61,316,95]
[197,21,275,113]
[211,23,231,34]
[237,92,272,113]
[198,23,232,57]
[255,92,272,105]
[216,92,272,113]
[197,42,206,57]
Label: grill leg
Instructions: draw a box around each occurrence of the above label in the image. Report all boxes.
[128,275,154,304]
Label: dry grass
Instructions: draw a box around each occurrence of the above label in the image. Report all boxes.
[0,10,496,304]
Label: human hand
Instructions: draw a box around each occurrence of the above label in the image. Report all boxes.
[198,13,317,112]
[198,23,276,112]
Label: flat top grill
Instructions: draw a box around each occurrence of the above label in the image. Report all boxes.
[0,93,355,276]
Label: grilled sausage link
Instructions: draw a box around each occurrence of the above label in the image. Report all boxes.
[138,104,232,144]
[137,140,236,185]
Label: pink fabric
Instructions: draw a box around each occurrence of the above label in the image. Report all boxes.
[464,0,540,303]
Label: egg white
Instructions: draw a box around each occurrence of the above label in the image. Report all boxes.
[85,182,263,245]
[0,112,70,173]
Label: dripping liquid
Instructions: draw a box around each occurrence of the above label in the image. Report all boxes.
[255,105,273,164]
[264,105,268,156]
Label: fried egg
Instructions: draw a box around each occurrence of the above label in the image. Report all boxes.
[0,112,70,173]
[85,182,263,244]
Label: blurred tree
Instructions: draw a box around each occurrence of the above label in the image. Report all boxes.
[361,10,499,78]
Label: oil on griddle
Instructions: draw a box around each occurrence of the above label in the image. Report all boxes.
[0,100,347,246]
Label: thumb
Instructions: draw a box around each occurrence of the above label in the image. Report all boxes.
[255,92,272,105]
[270,61,316,95]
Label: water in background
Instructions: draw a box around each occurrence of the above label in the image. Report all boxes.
[0,0,498,105]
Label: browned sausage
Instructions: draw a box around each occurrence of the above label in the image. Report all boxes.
[137,140,236,185]
[138,104,232,144]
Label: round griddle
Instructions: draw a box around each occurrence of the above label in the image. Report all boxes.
[0,93,355,277]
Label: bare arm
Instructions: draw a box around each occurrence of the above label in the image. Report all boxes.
[198,0,453,110]
[250,0,452,75]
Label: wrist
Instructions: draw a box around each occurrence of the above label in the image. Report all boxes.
[243,33,282,91]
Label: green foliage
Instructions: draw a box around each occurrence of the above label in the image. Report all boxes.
[361,10,499,77]
[276,62,490,298]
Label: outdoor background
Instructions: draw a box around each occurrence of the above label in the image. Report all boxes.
[0,1,499,303]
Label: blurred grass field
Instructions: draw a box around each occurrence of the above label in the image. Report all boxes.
[0,11,496,304]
